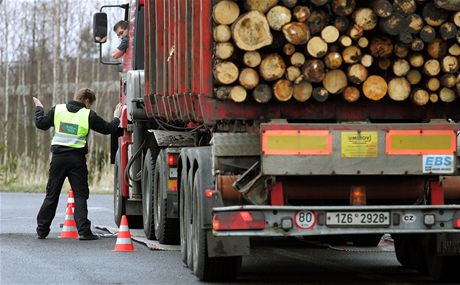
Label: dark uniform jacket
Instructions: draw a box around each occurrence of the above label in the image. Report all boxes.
[35,100,120,155]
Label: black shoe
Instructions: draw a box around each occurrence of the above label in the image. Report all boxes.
[78,234,99,240]
[36,234,46,239]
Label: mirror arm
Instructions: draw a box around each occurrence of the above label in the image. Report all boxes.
[99,43,121,66]
[100,4,129,13]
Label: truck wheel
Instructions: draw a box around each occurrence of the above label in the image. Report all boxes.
[423,234,459,282]
[179,166,189,263]
[154,155,180,244]
[142,149,156,240]
[191,169,241,281]
[186,168,195,268]
[393,234,413,268]
[352,234,382,247]
[114,150,124,227]
[410,234,428,275]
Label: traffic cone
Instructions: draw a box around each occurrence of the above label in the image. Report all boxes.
[60,206,78,238]
[113,215,135,251]
[66,188,75,212]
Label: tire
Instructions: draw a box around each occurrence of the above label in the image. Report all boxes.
[186,167,194,269]
[142,149,156,240]
[154,155,180,244]
[410,234,428,275]
[352,234,382,247]
[114,150,124,227]
[179,165,188,264]
[393,234,414,268]
[191,169,241,281]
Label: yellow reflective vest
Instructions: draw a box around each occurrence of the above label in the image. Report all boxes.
[51,104,90,148]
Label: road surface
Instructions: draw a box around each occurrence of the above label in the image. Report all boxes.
[1,192,442,284]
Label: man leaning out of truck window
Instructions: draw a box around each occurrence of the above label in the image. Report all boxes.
[112,20,129,59]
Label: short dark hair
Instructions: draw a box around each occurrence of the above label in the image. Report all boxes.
[74,88,96,104]
[113,20,128,32]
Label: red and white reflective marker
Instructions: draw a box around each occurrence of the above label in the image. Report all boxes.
[294,210,317,229]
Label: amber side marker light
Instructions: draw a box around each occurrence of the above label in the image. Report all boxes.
[213,211,265,231]
[350,186,367,205]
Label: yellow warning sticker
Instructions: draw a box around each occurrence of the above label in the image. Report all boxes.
[341,131,378,158]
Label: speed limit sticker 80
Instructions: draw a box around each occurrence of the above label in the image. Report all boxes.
[294,210,317,229]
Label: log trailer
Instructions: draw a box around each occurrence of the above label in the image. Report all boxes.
[94,0,460,281]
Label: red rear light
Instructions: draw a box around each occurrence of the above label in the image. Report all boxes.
[455,218,460,229]
[213,211,265,231]
[167,154,177,166]
[205,189,213,198]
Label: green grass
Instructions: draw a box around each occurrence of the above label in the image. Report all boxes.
[0,183,113,194]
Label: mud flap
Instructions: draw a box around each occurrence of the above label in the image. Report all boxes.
[437,233,460,256]
[207,232,250,257]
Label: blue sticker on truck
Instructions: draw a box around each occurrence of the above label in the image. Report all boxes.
[422,155,454,174]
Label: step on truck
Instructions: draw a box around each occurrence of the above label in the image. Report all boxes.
[93,0,460,281]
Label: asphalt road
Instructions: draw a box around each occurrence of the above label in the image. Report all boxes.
[0,192,443,285]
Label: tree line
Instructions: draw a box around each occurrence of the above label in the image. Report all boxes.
[0,0,124,189]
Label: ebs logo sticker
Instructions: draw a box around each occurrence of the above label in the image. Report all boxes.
[422,155,454,174]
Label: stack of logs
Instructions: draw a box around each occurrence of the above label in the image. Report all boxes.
[212,0,460,105]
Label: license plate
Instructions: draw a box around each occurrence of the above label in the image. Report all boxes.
[326,212,390,227]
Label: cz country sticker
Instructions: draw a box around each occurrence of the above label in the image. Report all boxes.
[294,210,317,230]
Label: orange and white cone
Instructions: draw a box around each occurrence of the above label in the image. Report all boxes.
[66,188,75,212]
[60,206,79,238]
[113,215,135,251]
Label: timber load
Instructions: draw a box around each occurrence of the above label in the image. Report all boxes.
[211,0,460,105]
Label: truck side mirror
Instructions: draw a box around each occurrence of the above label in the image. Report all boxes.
[93,12,108,43]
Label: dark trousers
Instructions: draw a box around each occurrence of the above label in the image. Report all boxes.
[37,152,92,236]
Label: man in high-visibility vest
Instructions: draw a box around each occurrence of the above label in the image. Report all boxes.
[33,88,122,240]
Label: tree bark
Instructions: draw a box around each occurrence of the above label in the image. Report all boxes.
[259,54,286,81]
[372,0,393,18]
[388,77,411,101]
[290,52,305,67]
[282,22,310,45]
[239,68,260,90]
[343,86,360,102]
[213,25,232,42]
[286,66,302,82]
[229,86,247,103]
[439,87,456,102]
[293,81,313,102]
[214,61,239,84]
[363,75,388,100]
[243,51,262,67]
[411,88,430,106]
[342,45,362,64]
[232,11,273,51]
[215,42,234,60]
[294,6,311,22]
[323,69,348,94]
[273,79,294,102]
[406,69,422,85]
[213,1,240,25]
[312,87,329,102]
[321,25,340,43]
[347,63,368,84]
[267,5,292,31]
[307,36,328,58]
[332,0,356,16]
[244,0,278,13]
[302,59,326,83]
[253,83,273,103]
[325,52,343,69]
[353,8,378,30]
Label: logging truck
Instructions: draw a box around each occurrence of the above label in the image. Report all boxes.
[94,0,460,281]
